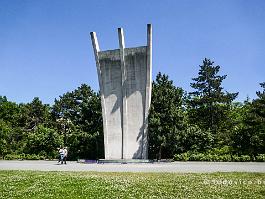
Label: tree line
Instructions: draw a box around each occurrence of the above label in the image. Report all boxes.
[0,58,264,161]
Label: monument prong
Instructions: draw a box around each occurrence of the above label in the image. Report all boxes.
[90,32,100,54]
[118,28,125,49]
[90,31,109,158]
[141,24,152,158]
[118,28,127,159]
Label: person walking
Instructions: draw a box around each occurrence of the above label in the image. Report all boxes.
[63,147,68,164]
[58,146,65,164]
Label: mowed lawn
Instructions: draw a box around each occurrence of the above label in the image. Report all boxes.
[0,171,265,199]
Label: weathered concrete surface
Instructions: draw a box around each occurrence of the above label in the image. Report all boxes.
[124,47,147,159]
[99,49,123,159]
[91,25,152,160]
[1,161,265,173]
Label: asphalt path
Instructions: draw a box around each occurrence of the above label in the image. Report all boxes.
[0,160,265,173]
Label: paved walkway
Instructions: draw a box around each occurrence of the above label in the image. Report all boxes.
[0,160,265,173]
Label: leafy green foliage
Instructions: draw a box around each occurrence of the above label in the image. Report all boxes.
[52,84,103,159]
[0,120,10,156]
[232,83,265,156]
[173,151,258,162]
[3,154,45,160]
[0,96,20,127]
[19,97,52,130]
[148,72,185,159]
[0,84,103,160]
[176,125,214,153]
[25,124,63,158]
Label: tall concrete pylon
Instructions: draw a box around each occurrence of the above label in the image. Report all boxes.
[90,24,152,159]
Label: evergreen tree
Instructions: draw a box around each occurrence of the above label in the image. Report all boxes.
[187,58,238,144]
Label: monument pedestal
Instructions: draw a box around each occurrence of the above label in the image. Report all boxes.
[97,159,152,164]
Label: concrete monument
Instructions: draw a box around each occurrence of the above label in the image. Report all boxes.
[90,24,152,159]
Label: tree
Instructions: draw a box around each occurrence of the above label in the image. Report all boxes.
[19,97,52,131]
[232,82,265,155]
[187,58,238,144]
[177,125,214,153]
[25,124,63,158]
[0,96,26,155]
[0,96,20,127]
[0,120,11,157]
[52,84,104,159]
[148,72,185,159]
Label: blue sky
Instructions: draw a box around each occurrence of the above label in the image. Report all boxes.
[0,0,264,104]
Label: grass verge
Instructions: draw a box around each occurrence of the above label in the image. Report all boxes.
[0,171,265,198]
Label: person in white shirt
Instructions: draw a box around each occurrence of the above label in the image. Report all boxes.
[63,147,68,164]
[58,147,64,164]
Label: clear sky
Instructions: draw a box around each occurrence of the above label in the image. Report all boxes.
[0,0,264,104]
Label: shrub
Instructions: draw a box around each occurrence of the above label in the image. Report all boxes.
[4,154,19,160]
[208,146,232,155]
[3,154,45,160]
[219,154,232,162]
[173,154,182,161]
[211,154,220,161]
[201,154,210,161]
[173,153,189,161]
[239,155,251,162]
[189,153,204,161]
[232,155,241,162]
[25,154,45,160]
[255,154,265,162]
[173,152,254,162]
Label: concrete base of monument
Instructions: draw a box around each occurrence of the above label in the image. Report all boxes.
[77,159,98,164]
[77,159,152,164]
[77,159,174,164]
[97,159,153,164]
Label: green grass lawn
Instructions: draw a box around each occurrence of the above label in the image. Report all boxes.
[0,171,265,199]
